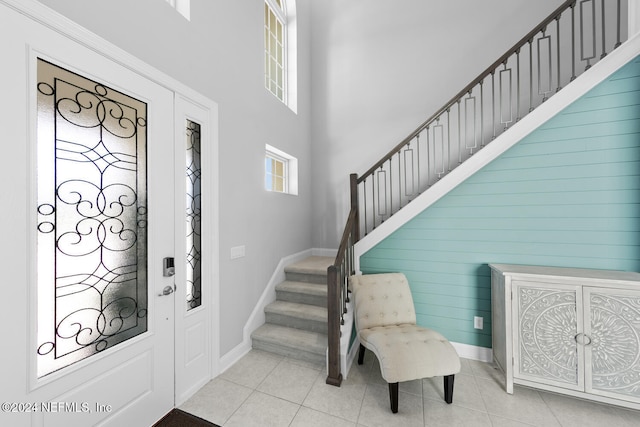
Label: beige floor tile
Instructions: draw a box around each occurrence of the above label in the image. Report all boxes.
[422,376,447,403]
[540,391,640,427]
[475,378,561,426]
[458,357,474,375]
[178,377,252,426]
[224,391,299,427]
[219,350,282,389]
[290,406,357,427]
[423,373,486,412]
[424,399,492,427]
[303,375,367,423]
[468,359,505,384]
[357,383,423,427]
[283,355,326,372]
[179,351,640,427]
[618,407,640,426]
[342,360,373,385]
[399,379,423,397]
[488,414,537,426]
[257,359,321,404]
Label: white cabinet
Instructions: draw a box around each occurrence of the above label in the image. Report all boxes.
[490,264,640,410]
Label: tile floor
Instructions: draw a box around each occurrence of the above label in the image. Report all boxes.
[180,349,640,426]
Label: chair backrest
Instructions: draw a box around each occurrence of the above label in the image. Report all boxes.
[350,273,417,330]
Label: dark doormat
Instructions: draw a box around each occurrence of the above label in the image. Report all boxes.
[153,409,221,427]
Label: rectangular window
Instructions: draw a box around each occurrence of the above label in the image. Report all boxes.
[265,144,298,195]
[264,1,286,102]
[265,154,286,193]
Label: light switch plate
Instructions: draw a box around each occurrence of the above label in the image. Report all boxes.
[230,245,245,259]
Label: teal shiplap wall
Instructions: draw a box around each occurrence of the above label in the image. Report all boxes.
[360,55,640,349]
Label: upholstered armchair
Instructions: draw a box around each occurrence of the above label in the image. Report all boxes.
[350,272,461,413]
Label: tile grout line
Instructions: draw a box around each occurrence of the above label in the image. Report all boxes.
[221,352,285,426]
[187,352,640,426]
[538,390,564,427]
[290,363,322,425]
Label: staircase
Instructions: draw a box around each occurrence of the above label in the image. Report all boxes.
[325,0,630,386]
[251,256,333,364]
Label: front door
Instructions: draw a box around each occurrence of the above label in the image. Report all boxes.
[0,4,176,426]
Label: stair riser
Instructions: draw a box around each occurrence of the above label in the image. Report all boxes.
[275,290,327,307]
[252,339,325,365]
[285,271,327,285]
[265,312,327,334]
[251,257,333,364]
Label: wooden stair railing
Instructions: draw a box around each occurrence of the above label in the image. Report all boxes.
[326,174,358,386]
[326,0,626,386]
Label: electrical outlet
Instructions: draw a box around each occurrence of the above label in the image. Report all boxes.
[474,316,483,330]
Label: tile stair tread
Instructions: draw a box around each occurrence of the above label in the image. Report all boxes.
[251,324,327,354]
[265,300,327,322]
[276,280,328,294]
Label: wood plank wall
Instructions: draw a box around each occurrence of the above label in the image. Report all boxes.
[360,55,640,348]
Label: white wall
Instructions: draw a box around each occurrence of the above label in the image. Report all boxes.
[631,0,640,35]
[35,0,313,355]
[309,0,563,248]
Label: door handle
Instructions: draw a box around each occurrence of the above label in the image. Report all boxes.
[574,333,592,346]
[158,285,176,296]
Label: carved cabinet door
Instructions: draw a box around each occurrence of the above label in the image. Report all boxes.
[584,287,640,404]
[512,280,585,392]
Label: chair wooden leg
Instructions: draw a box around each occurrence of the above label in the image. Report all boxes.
[444,375,455,404]
[388,382,399,413]
[358,343,366,365]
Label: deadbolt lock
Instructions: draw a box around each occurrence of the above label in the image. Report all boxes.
[163,257,175,277]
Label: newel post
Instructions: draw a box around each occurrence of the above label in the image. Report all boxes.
[326,264,343,386]
[350,173,359,243]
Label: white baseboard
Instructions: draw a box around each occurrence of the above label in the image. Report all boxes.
[450,342,493,363]
[218,342,252,375]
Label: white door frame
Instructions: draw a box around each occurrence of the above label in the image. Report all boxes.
[0,0,220,423]
[174,95,217,405]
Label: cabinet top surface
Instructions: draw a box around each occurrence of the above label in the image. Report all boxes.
[489,264,640,284]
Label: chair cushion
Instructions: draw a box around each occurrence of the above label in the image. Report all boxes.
[350,273,416,330]
[359,324,461,383]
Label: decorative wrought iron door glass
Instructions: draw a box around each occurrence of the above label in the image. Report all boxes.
[36,59,148,377]
[186,120,201,310]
